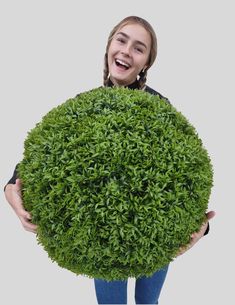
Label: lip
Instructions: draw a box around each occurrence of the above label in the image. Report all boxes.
[115,58,132,68]
[113,63,130,74]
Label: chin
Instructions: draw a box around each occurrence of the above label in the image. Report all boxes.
[109,66,133,85]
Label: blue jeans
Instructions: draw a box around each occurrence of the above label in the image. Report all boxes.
[94,265,169,304]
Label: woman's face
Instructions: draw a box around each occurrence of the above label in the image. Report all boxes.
[107,23,151,86]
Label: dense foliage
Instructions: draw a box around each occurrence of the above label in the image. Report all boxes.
[18,87,213,281]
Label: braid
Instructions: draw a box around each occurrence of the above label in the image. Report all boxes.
[103,53,109,87]
[138,69,148,90]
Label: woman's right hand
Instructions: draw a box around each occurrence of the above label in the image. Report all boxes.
[4,178,37,233]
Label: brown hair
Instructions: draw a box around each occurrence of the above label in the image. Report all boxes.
[103,16,157,89]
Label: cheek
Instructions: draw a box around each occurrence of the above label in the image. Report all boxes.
[134,57,147,72]
[107,54,113,71]
[107,42,116,56]
[107,46,115,65]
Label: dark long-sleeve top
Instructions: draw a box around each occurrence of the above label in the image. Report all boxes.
[4,79,209,235]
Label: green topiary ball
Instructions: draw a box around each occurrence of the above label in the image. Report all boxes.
[18,87,213,281]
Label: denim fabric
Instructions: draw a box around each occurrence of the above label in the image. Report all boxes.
[94,265,169,304]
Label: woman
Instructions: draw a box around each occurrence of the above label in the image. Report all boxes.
[4,16,215,304]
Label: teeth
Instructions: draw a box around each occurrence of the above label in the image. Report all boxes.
[116,59,130,68]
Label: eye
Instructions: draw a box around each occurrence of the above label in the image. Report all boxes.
[135,47,144,53]
[116,37,126,44]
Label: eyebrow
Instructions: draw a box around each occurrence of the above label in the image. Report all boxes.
[116,32,148,49]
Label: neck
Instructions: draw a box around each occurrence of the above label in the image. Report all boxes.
[107,77,140,89]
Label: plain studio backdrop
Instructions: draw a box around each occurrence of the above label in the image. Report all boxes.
[0,0,234,304]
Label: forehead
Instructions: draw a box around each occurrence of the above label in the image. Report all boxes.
[115,23,151,47]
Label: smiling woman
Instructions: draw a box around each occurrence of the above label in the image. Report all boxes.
[104,16,157,89]
[107,24,151,86]
[4,15,215,305]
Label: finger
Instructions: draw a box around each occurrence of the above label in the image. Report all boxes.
[20,212,37,227]
[20,217,38,232]
[206,210,216,221]
[16,178,22,187]
[21,219,38,233]
[25,212,32,220]
[24,214,36,227]
[25,226,38,234]
[22,222,38,232]
[190,232,201,242]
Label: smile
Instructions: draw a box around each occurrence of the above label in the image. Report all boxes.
[115,59,131,70]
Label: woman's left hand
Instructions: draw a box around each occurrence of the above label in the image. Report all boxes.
[177,210,216,256]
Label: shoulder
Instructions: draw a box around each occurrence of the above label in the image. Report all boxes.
[144,85,171,104]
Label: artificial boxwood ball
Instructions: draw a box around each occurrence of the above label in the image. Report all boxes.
[18,87,213,281]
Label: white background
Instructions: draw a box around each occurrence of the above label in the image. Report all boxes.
[0,0,234,304]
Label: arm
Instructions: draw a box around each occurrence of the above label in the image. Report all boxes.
[4,171,37,234]
[177,210,216,256]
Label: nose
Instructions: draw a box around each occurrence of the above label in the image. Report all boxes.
[121,43,131,57]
